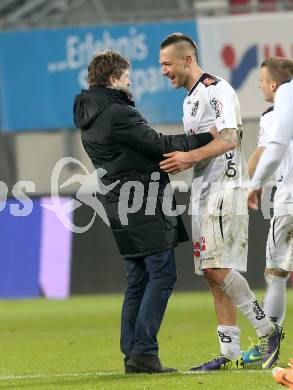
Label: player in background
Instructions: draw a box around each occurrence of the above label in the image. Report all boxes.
[159,33,282,371]
[242,58,293,366]
[248,78,293,372]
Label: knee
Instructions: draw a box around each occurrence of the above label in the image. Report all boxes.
[172,271,178,285]
[203,268,227,285]
[147,252,177,288]
[157,268,177,289]
[165,269,177,288]
[203,268,216,281]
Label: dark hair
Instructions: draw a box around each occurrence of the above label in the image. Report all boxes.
[261,57,293,86]
[160,33,199,62]
[87,50,130,87]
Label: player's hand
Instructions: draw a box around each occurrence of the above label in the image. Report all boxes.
[247,188,262,210]
[209,126,219,139]
[160,151,194,174]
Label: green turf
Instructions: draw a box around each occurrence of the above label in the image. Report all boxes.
[0,290,292,389]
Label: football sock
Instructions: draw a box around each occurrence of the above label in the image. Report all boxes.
[217,324,240,360]
[219,269,273,337]
[263,272,289,325]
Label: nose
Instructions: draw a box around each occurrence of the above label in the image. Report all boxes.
[161,65,168,76]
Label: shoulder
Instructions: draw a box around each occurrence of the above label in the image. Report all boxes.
[261,106,274,117]
[111,102,138,116]
[277,78,293,97]
[259,107,275,134]
[280,78,292,86]
[201,73,221,88]
[188,73,220,96]
[111,103,143,125]
[259,106,274,136]
[258,106,275,145]
[275,79,293,109]
[200,74,234,97]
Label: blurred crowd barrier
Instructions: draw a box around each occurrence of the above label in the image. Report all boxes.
[1,193,291,298]
[0,13,293,132]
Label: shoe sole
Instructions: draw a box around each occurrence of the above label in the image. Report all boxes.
[125,361,155,374]
[190,358,245,372]
[125,360,177,374]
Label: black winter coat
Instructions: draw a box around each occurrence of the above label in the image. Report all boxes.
[73,86,212,258]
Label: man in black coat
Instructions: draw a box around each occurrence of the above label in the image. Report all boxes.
[73,50,214,373]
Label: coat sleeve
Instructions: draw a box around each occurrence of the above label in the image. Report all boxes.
[111,105,213,160]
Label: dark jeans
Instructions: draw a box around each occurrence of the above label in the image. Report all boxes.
[120,248,177,358]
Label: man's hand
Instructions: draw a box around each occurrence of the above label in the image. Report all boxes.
[247,188,262,210]
[159,151,195,174]
[160,127,235,174]
[209,126,219,139]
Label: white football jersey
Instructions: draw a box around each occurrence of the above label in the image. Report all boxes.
[258,107,279,184]
[258,107,275,147]
[268,79,293,215]
[183,73,249,200]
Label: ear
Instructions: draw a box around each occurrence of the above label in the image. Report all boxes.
[185,55,192,66]
[109,74,116,87]
[271,80,278,93]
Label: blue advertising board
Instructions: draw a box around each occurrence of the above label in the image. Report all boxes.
[0,20,197,132]
[0,200,42,298]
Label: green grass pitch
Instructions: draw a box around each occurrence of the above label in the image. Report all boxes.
[0,290,292,389]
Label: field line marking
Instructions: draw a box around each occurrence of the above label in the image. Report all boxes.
[0,369,272,381]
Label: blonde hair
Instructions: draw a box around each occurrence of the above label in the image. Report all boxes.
[261,57,293,86]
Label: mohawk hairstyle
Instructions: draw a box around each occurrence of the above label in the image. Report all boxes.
[160,33,199,62]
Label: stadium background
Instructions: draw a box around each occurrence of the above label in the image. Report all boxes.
[0,0,293,298]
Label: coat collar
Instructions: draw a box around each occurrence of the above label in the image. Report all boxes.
[89,86,135,107]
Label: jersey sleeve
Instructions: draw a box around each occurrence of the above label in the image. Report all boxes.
[268,82,293,145]
[206,80,239,132]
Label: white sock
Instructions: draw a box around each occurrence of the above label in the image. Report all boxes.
[217,325,240,360]
[219,269,273,337]
[263,273,289,326]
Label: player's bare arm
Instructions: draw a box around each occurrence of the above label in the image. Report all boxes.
[247,147,265,178]
[160,128,237,174]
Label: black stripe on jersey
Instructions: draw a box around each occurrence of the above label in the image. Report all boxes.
[280,78,293,86]
[272,217,276,247]
[188,73,220,96]
[219,198,224,240]
[261,105,274,117]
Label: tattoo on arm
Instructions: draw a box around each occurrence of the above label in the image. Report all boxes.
[219,128,238,145]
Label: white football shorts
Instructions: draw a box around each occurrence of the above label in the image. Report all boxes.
[191,187,248,275]
[266,215,293,272]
